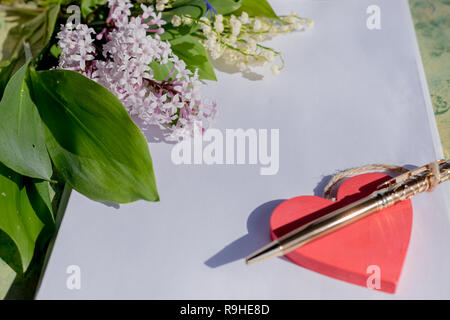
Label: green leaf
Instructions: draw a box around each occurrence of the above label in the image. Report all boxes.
[170,0,200,8]
[149,61,177,81]
[29,69,159,204]
[163,0,206,19]
[0,5,60,97]
[165,0,242,18]
[0,62,52,180]
[0,163,45,271]
[160,23,199,42]
[170,35,217,81]
[208,0,242,15]
[233,0,278,19]
[49,43,62,59]
[81,0,105,19]
[27,180,54,225]
[1,4,60,63]
[0,59,19,99]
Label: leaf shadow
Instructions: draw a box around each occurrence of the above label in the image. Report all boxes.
[211,58,264,81]
[132,116,177,145]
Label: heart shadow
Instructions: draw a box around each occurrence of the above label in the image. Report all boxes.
[204,199,285,268]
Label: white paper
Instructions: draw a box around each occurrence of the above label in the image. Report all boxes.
[36,0,450,299]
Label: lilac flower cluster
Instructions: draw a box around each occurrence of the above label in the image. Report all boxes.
[57,24,96,72]
[56,0,216,140]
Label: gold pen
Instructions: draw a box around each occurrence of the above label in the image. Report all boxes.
[246,159,450,265]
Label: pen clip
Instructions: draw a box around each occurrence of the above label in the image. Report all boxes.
[376,160,445,191]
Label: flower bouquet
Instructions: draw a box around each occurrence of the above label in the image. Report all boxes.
[0,0,311,272]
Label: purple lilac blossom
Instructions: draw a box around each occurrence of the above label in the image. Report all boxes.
[56,0,216,140]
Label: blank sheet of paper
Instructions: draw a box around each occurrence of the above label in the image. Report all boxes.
[36,0,450,299]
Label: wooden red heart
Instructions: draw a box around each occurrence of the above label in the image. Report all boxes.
[270,173,412,293]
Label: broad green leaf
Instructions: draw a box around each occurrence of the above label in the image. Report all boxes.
[0,163,44,271]
[81,0,105,19]
[0,62,52,180]
[29,69,159,204]
[0,5,60,97]
[233,0,278,19]
[170,35,217,81]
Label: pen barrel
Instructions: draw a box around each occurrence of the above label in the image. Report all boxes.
[278,195,383,254]
[278,162,450,255]
[246,160,449,265]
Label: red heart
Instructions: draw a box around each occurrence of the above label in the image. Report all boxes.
[270,173,412,293]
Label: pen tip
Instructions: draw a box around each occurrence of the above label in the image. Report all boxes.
[245,241,282,266]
